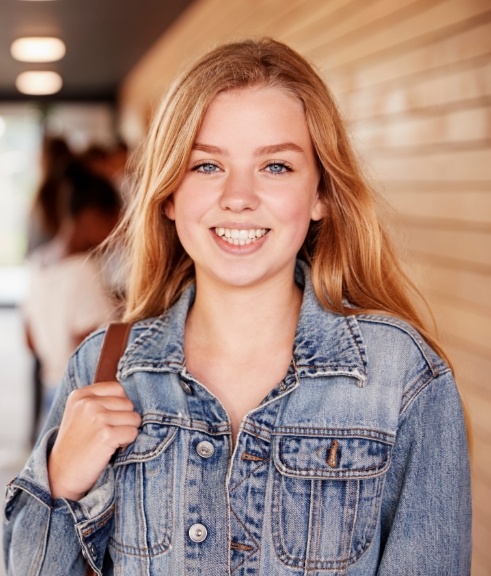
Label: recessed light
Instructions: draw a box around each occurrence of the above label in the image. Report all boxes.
[16,71,63,95]
[11,37,66,62]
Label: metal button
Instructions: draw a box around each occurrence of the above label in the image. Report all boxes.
[89,543,97,559]
[188,523,208,543]
[180,380,192,394]
[196,440,215,459]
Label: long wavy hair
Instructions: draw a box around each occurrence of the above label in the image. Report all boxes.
[116,37,450,367]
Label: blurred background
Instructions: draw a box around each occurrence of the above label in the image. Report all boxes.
[0,0,489,574]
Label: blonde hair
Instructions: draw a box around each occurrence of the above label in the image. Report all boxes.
[117,37,447,365]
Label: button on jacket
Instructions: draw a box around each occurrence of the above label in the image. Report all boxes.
[3,262,471,575]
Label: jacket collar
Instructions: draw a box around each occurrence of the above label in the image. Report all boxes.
[120,261,367,386]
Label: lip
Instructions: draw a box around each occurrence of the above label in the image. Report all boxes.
[209,227,270,254]
[212,222,267,229]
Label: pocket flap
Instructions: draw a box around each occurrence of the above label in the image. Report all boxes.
[114,422,178,466]
[273,434,391,480]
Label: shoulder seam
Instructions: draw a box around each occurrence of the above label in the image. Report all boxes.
[356,314,444,376]
[400,367,452,416]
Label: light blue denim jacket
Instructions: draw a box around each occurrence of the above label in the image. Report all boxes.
[3,262,471,575]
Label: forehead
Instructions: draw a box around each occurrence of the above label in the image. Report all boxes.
[197,86,311,143]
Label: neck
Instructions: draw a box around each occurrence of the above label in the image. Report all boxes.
[185,274,302,360]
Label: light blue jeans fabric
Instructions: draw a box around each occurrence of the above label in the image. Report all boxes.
[3,261,471,575]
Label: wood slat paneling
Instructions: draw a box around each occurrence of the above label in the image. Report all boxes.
[412,262,491,311]
[466,393,491,439]
[282,0,423,52]
[385,190,491,225]
[427,294,491,354]
[356,104,491,149]
[403,225,491,269]
[448,345,491,393]
[335,16,491,93]
[368,148,491,180]
[307,0,491,67]
[347,59,491,121]
[119,1,491,573]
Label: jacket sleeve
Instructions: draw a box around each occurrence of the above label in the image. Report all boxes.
[377,369,472,575]
[3,335,115,576]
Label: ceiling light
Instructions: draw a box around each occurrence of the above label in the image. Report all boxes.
[11,37,66,62]
[16,71,63,95]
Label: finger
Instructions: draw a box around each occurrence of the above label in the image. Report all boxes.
[99,424,140,450]
[115,425,140,448]
[68,392,136,414]
[85,381,128,398]
[101,410,142,429]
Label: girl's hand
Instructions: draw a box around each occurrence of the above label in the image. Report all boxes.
[48,381,141,500]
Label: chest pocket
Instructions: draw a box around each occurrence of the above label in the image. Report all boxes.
[271,433,392,572]
[109,421,178,558]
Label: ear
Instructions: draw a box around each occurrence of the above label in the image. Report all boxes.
[163,196,176,220]
[310,194,325,222]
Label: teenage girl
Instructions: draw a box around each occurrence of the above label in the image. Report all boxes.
[4,38,471,576]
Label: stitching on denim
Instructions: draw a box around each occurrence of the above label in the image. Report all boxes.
[229,427,269,493]
[30,502,51,576]
[356,314,449,376]
[137,456,148,556]
[140,413,230,436]
[229,506,259,573]
[81,505,115,536]
[109,444,174,558]
[274,437,391,479]
[401,373,436,414]
[114,425,178,465]
[345,316,368,376]
[272,468,385,570]
[340,479,350,567]
[346,480,360,576]
[229,459,268,494]
[271,427,395,444]
[304,480,316,575]
[313,480,322,565]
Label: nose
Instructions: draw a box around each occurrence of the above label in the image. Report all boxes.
[219,169,259,212]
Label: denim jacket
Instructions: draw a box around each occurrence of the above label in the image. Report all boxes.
[3,262,471,575]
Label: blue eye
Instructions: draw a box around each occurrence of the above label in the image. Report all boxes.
[193,162,220,174]
[265,162,292,174]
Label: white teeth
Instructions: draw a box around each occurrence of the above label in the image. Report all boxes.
[214,227,268,245]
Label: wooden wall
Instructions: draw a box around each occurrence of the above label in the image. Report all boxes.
[119,1,491,573]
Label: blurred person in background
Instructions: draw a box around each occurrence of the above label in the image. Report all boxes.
[25,135,75,444]
[23,161,122,431]
[26,136,75,255]
[81,139,134,206]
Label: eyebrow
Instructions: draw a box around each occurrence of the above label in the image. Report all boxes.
[192,142,305,156]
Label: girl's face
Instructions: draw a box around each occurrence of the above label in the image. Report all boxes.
[165,86,323,291]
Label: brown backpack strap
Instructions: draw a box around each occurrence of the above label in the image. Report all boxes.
[93,322,132,383]
[85,323,131,576]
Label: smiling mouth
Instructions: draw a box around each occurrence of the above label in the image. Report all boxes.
[214,227,269,246]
